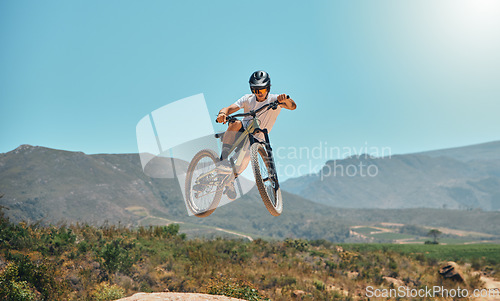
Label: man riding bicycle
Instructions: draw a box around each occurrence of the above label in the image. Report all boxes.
[215,70,296,199]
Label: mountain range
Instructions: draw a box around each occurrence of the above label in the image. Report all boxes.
[0,144,351,241]
[282,141,500,211]
[1,142,499,241]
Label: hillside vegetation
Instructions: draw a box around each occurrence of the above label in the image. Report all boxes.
[1,207,499,301]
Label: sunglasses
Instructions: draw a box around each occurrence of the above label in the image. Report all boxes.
[252,88,268,94]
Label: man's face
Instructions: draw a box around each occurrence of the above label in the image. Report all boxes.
[252,88,268,102]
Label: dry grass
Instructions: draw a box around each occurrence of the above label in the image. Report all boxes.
[1,207,498,300]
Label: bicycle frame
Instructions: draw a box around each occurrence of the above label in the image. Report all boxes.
[192,101,282,191]
[213,101,281,187]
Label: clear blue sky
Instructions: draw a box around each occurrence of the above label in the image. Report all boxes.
[1,0,499,177]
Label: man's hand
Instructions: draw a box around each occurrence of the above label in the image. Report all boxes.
[216,112,227,124]
[277,94,288,103]
[278,94,297,110]
[216,104,241,124]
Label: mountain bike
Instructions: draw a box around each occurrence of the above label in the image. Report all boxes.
[185,99,285,217]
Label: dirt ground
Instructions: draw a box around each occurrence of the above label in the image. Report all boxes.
[476,275,500,301]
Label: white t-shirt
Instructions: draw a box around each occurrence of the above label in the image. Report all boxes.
[233,94,282,132]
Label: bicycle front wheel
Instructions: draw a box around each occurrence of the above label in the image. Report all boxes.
[185,149,223,217]
[250,143,283,216]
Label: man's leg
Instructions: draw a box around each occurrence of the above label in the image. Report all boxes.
[220,120,243,161]
[219,121,244,201]
[236,154,251,175]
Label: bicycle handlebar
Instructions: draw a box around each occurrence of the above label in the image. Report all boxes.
[216,95,289,123]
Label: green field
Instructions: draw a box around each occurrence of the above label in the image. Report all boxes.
[369,232,416,240]
[351,226,380,235]
[350,223,499,245]
[341,243,500,264]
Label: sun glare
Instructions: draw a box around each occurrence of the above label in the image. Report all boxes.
[449,0,500,32]
[424,0,500,64]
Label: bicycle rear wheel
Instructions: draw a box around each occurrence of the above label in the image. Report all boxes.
[185,149,223,217]
[250,143,283,216]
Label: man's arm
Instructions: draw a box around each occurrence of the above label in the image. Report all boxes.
[277,94,297,110]
[216,104,240,123]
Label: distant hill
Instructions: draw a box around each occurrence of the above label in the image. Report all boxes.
[0,145,351,241]
[282,141,500,211]
[417,140,500,162]
[0,145,181,224]
[1,144,499,242]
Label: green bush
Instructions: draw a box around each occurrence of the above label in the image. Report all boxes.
[206,276,268,301]
[91,282,125,301]
[100,238,136,274]
[284,238,309,252]
[313,279,325,291]
[0,263,37,301]
[37,225,77,255]
[4,252,65,300]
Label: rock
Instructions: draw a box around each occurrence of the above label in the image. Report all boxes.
[115,292,245,301]
[292,289,306,297]
[347,271,359,279]
[383,276,404,287]
[439,261,466,283]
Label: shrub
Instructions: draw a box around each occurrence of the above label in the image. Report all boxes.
[205,275,269,301]
[4,252,66,300]
[91,282,125,301]
[284,238,309,252]
[0,263,37,301]
[38,225,77,256]
[313,279,325,291]
[277,276,296,287]
[100,238,136,274]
